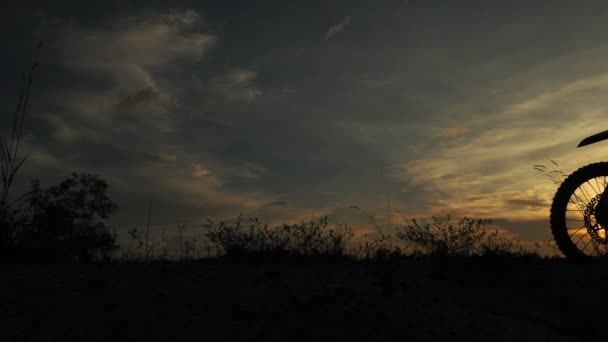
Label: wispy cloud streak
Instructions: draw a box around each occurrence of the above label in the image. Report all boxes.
[323,16,352,40]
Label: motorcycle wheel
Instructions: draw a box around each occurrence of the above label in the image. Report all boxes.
[550,162,608,259]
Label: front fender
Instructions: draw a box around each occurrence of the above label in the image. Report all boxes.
[578,129,608,148]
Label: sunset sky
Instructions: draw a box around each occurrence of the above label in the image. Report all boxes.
[4,0,608,245]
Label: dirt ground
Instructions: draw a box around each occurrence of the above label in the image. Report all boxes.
[1,256,604,341]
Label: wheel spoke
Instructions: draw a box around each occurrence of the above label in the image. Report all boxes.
[590,240,600,256]
[587,180,599,196]
[594,177,604,195]
[578,183,593,202]
[567,226,586,234]
[579,185,593,203]
[569,194,587,215]
[574,232,588,246]
[575,235,587,249]
[581,236,594,253]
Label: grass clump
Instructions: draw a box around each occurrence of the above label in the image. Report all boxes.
[396,216,523,258]
[533,160,566,185]
[205,215,354,258]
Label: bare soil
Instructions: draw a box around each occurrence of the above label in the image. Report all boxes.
[0,257,603,341]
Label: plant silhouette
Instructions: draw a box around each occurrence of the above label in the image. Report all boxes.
[0,45,40,252]
[4,173,118,262]
[0,45,118,262]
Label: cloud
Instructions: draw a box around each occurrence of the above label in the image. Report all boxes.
[501,72,608,120]
[264,200,288,207]
[114,87,160,112]
[437,125,470,139]
[226,162,268,180]
[207,69,262,102]
[51,10,215,72]
[21,9,275,231]
[394,70,608,224]
[323,16,352,41]
[38,10,217,143]
[38,9,261,144]
[23,1,606,247]
[505,197,549,209]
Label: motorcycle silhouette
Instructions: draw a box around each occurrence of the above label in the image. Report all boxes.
[551,130,608,259]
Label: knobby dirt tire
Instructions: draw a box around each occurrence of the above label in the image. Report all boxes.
[550,162,608,260]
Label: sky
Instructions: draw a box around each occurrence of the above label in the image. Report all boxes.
[4,0,608,247]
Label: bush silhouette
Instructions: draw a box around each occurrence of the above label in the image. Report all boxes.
[206,215,354,258]
[12,173,118,262]
[396,216,515,257]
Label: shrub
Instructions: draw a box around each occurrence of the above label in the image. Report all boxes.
[479,229,517,257]
[14,173,118,262]
[205,215,354,257]
[396,216,515,257]
[352,233,399,260]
